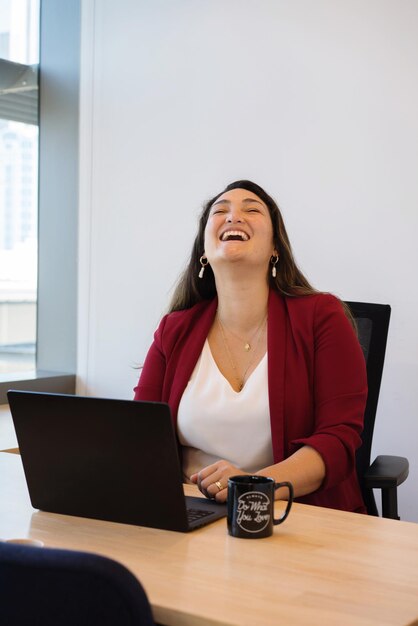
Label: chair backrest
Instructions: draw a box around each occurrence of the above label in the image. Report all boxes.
[344,301,391,516]
[0,542,155,626]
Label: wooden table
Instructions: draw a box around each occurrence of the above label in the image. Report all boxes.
[1,452,418,626]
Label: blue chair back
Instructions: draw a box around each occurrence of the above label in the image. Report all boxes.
[0,542,155,625]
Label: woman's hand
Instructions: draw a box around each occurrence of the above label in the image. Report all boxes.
[190,460,246,502]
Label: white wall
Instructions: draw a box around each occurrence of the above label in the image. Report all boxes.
[78,1,418,522]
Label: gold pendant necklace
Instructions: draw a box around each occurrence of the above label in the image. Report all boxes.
[217,314,267,391]
[217,315,265,352]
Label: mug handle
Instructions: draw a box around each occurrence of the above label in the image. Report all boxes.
[273,481,294,525]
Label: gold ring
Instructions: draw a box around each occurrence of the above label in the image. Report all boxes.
[215,481,223,491]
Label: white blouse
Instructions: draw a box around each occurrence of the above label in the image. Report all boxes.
[177,340,273,481]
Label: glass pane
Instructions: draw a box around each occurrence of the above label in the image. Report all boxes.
[0,0,39,374]
[0,120,38,373]
[0,0,39,64]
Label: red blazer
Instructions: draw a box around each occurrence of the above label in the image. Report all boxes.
[134,290,368,513]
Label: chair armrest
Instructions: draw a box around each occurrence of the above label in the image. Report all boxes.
[364,455,409,490]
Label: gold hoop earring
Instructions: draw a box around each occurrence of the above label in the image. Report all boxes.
[270,254,279,278]
[199,255,209,278]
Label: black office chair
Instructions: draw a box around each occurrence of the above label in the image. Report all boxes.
[345,301,409,520]
[0,542,155,626]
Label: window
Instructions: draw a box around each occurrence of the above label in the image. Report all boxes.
[0,0,78,402]
[0,0,39,375]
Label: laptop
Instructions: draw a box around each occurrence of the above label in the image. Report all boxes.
[7,390,227,532]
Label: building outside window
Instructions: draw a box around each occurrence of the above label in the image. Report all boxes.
[0,0,39,374]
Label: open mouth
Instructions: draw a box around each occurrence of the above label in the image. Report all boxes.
[220,230,249,242]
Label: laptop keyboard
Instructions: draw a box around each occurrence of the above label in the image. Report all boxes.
[187,507,213,524]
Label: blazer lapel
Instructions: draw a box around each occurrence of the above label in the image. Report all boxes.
[267,290,287,462]
[169,298,218,426]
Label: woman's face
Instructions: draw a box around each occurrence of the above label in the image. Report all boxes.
[203,188,276,273]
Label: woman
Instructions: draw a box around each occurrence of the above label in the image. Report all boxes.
[134,180,367,513]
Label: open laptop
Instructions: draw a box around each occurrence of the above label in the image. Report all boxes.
[7,390,226,532]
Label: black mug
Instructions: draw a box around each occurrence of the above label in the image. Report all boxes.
[227,475,293,539]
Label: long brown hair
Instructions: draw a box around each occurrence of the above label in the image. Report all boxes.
[168,180,318,313]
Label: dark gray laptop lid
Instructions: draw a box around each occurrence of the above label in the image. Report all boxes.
[7,391,226,532]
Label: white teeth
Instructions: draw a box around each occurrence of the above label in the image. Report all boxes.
[221,230,249,241]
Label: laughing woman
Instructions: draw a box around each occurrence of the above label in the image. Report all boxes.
[134,180,368,513]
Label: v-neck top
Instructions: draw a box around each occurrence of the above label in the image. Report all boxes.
[177,339,273,481]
